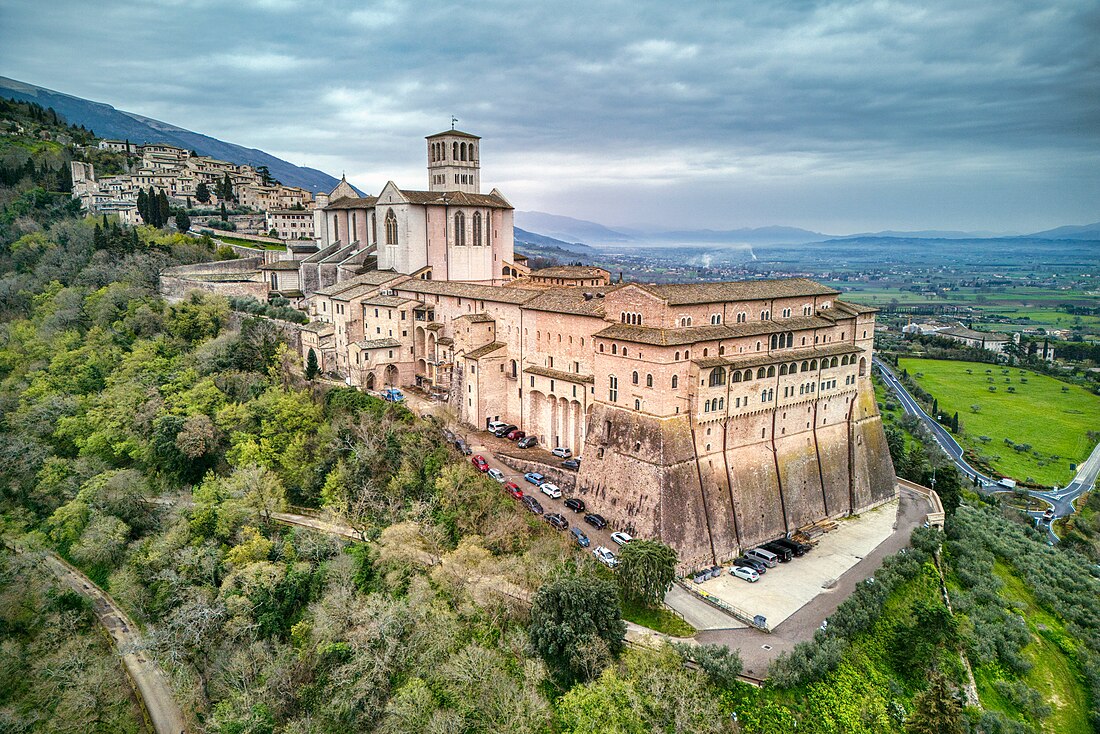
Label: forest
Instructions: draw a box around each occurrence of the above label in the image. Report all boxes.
[1,98,1098,734]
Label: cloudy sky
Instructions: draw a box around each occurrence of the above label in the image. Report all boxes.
[2,0,1098,233]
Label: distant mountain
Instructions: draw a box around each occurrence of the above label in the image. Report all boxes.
[513,227,594,254]
[628,225,833,245]
[1024,222,1100,240]
[0,76,342,194]
[515,211,633,244]
[844,229,1011,239]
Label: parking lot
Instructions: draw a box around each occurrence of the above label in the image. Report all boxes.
[683,498,900,628]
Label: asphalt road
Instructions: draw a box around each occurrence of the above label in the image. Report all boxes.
[39,549,188,734]
[874,357,1100,541]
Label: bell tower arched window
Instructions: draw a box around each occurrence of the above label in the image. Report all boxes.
[384,209,397,245]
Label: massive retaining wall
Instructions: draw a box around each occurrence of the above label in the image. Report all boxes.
[158,257,268,302]
[577,377,897,570]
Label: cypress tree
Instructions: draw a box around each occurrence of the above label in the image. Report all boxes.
[137,189,147,222]
[158,191,169,228]
[220,202,228,221]
[951,412,959,433]
[175,209,191,233]
[305,348,319,380]
[93,222,105,250]
[932,398,938,416]
[196,181,210,203]
[130,228,139,251]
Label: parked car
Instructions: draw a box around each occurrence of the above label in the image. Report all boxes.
[564,498,586,513]
[561,458,581,470]
[609,531,633,546]
[503,481,523,499]
[487,420,509,433]
[745,547,778,568]
[506,429,526,441]
[454,439,472,455]
[540,482,562,499]
[773,538,810,556]
[517,435,538,449]
[493,424,518,438]
[522,496,544,515]
[761,542,793,562]
[523,472,545,485]
[545,513,568,530]
[734,556,767,574]
[584,513,607,529]
[551,447,572,458]
[570,527,590,548]
[380,388,404,402]
[487,468,505,483]
[442,428,456,443]
[592,546,618,568]
[730,565,760,582]
[471,455,489,472]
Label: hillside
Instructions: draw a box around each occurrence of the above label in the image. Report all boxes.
[0,76,341,193]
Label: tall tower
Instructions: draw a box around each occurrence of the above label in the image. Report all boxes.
[426,129,481,193]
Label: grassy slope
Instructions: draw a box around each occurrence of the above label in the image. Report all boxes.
[621,598,695,637]
[983,562,1091,734]
[898,358,1099,486]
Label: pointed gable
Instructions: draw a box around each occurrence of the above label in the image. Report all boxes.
[328,175,359,200]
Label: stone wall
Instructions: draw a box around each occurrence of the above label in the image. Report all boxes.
[158,257,268,302]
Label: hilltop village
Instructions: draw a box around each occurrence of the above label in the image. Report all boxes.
[157,129,897,567]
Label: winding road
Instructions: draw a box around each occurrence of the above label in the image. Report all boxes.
[874,357,1100,540]
[36,548,188,734]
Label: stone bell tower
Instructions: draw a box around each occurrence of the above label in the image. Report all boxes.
[426,127,481,194]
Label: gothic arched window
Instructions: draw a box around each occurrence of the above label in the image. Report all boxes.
[371,213,377,244]
[472,211,482,246]
[671,375,679,389]
[454,211,466,246]
[385,209,397,245]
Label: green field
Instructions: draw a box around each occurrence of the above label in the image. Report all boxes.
[898,358,1099,486]
[980,563,1092,734]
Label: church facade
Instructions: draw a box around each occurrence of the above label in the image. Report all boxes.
[176,128,898,569]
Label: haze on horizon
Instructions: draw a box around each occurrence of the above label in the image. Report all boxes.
[1,0,1098,235]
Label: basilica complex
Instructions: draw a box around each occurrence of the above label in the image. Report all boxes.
[160,128,897,568]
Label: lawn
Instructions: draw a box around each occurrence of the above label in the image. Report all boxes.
[983,562,1092,734]
[621,599,696,638]
[898,358,1099,486]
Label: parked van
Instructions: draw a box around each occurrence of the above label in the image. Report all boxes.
[762,542,793,562]
[746,547,778,568]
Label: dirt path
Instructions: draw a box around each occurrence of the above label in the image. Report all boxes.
[39,550,189,734]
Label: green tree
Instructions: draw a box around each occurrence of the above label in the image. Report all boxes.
[195,180,210,203]
[529,575,625,680]
[305,347,319,380]
[157,190,169,228]
[175,209,191,233]
[951,411,959,433]
[616,539,677,607]
[906,670,965,734]
[556,669,646,734]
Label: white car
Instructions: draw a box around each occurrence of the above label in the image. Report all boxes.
[593,546,618,568]
[609,531,633,546]
[540,482,562,499]
[487,468,505,483]
[729,565,760,582]
[487,420,509,433]
[551,447,573,458]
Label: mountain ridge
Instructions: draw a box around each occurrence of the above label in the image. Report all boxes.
[0,76,342,194]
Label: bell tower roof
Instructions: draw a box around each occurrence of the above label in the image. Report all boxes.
[426,129,481,140]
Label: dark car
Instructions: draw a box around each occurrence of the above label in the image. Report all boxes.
[761,542,793,562]
[517,435,538,449]
[494,424,518,438]
[442,428,456,443]
[561,458,581,471]
[734,556,767,574]
[507,429,526,441]
[584,513,607,529]
[570,527,590,548]
[545,513,568,530]
[522,496,544,515]
[454,439,472,455]
[564,497,586,513]
[503,481,523,499]
[773,538,810,557]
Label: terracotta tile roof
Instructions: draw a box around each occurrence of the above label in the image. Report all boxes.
[523,365,595,384]
[332,283,382,302]
[426,322,445,331]
[354,338,401,349]
[259,260,300,270]
[301,321,334,334]
[394,279,540,305]
[328,196,379,209]
[426,129,481,139]
[529,266,610,279]
[522,287,617,317]
[456,313,495,323]
[363,295,416,308]
[436,337,454,346]
[398,189,512,209]
[463,341,506,359]
[833,300,878,315]
[639,278,840,305]
[594,316,833,346]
